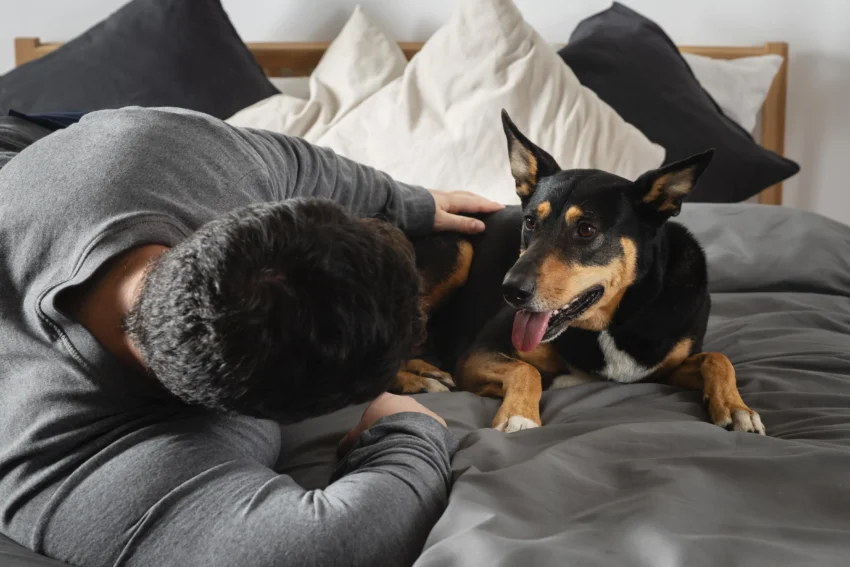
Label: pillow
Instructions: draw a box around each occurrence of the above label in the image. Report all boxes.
[0,0,277,119]
[558,3,799,203]
[683,53,783,133]
[314,0,665,206]
[227,6,406,141]
[0,116,52,169]
[269,78,311,100]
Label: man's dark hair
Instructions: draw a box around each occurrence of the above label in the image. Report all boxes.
[125,199,424,422]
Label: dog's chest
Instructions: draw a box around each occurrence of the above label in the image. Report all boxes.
[551,328,661,387]
[595,331,659,383]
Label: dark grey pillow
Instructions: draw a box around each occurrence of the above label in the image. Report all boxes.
[558,3,800,203]
[0,117,51,169]
[0,0,277,119]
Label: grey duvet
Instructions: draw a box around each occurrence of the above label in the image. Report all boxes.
[278,204,850,567]
[3,203,850,567]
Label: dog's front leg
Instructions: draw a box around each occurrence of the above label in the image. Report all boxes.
[458,351,542,432]
[667,352,765,435]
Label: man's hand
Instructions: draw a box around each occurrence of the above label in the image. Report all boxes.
[428,190,504,234]
[338,393,447,457]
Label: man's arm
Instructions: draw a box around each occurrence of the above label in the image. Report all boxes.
[68,413,458,567]
[247,129,436,237]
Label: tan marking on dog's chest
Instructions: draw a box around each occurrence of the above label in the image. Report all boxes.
[515,343,567,375]
[652,338,694,378]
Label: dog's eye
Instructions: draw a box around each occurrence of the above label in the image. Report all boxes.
[523,216,537,231]
[576,222,597,239]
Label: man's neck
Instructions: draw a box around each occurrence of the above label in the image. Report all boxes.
[60,245,168,370]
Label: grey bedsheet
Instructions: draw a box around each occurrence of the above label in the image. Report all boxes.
[278,204,850,567]
[3,203,850,566]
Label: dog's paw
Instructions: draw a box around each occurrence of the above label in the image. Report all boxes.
[729,409,766,435]
[400,360,456,390]
[391,360,456,395]
[709,402,766,435]
[494,415,541,433]
[391,373,452,394]
[417,376,452,393]
[419,369,456,390]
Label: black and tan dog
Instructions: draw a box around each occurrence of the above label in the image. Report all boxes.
[393,110,765,436]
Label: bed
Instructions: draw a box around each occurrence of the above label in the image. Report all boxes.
[12,38,789,207]
[3,0,850,566]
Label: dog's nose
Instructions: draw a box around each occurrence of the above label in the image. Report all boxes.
[502,273,536,307]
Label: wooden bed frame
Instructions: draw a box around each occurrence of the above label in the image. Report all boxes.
[14,38,789,205]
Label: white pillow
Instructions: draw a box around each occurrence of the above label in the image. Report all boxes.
[268,77,311,100]
[315,0,665,205]
[227,6,406,141]
[682,53,783,134]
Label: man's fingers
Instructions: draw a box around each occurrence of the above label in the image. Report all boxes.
[444,192,504,214]
[453,192,504,213]
[436,212,486,234]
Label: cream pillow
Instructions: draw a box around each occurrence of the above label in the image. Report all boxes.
[268,77,311,100]
[315,0,665,205]
[682,53,783,134]
[227,6,406,141]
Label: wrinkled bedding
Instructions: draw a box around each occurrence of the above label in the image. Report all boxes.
[277,203,850,567]
[4,203,850,566]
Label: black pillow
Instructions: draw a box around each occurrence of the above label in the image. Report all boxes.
[0,0,277,119]
[0,116,52,170]
[558,3,799,203]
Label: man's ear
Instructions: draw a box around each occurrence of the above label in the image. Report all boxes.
[501,109,560,205]
[632,150,715,220]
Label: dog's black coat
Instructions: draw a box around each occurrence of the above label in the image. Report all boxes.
[415,198,710,386]
[405,112,766,435]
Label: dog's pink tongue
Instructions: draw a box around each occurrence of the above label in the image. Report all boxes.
[512,310,552,352]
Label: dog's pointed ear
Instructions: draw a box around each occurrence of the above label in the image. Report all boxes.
[631,150,714,221]
[501,109,560,205]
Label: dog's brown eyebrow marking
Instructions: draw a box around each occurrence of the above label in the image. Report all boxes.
[565,206,583,223]
[536,201,551,221]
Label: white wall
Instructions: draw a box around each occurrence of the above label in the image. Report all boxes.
[2,0,849,225]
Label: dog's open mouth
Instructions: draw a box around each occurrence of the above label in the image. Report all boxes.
[512,285,605,352]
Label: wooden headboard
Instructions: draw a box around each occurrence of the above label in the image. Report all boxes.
[15,38,789,205]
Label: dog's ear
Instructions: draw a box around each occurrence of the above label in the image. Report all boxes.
[501,110,560,205]
[631,150,714,221]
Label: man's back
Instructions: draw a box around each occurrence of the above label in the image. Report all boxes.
[0,108,455,566]
[0,108,267,549]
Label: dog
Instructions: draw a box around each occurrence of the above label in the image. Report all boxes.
[392,110,765,437]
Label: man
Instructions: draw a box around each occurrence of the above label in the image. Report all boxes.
[0,107,502,566]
